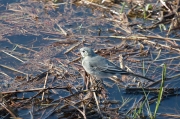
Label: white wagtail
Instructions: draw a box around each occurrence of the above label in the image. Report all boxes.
[80,47,154,82]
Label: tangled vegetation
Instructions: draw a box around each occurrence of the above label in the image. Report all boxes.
[0,0,180,118]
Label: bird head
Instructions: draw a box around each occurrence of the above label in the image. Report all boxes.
[80,47,95,58]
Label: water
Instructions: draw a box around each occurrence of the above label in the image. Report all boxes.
[0,0,180,118]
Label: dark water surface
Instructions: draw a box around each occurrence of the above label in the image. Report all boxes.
[0,0,180,118]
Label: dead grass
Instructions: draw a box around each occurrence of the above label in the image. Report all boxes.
[0,0,180,118]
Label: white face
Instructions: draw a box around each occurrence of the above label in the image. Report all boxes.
[80,47,89,58]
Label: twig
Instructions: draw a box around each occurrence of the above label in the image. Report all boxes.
[89,76,102,116]
[56,24,67,36]
[41,72,49,101]
[66,100,87,119]
[64,42,82,54]
[154,55,180,61]
[0,103,17,118]
[1,86,68,94]
[110,35,180,52]
[16,44,38,53]
[2,50,25,63]
[40,100,67,119]
[81,0,119,15]
[119,54,124,69]
[0,64,28,75]
[0,71,12,79]
[143,40,180,52]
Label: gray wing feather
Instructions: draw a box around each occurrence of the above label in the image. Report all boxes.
[89,55,129,75]
[85,55,154,82]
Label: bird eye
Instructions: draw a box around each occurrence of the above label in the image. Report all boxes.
[82,50,85,53]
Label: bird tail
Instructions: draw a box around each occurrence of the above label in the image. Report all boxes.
[129,73,154,82]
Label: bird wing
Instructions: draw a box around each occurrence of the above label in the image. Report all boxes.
[87,55,154,82]
[89,56,129,75]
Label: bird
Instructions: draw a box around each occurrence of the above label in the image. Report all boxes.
[80,47,154,82]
